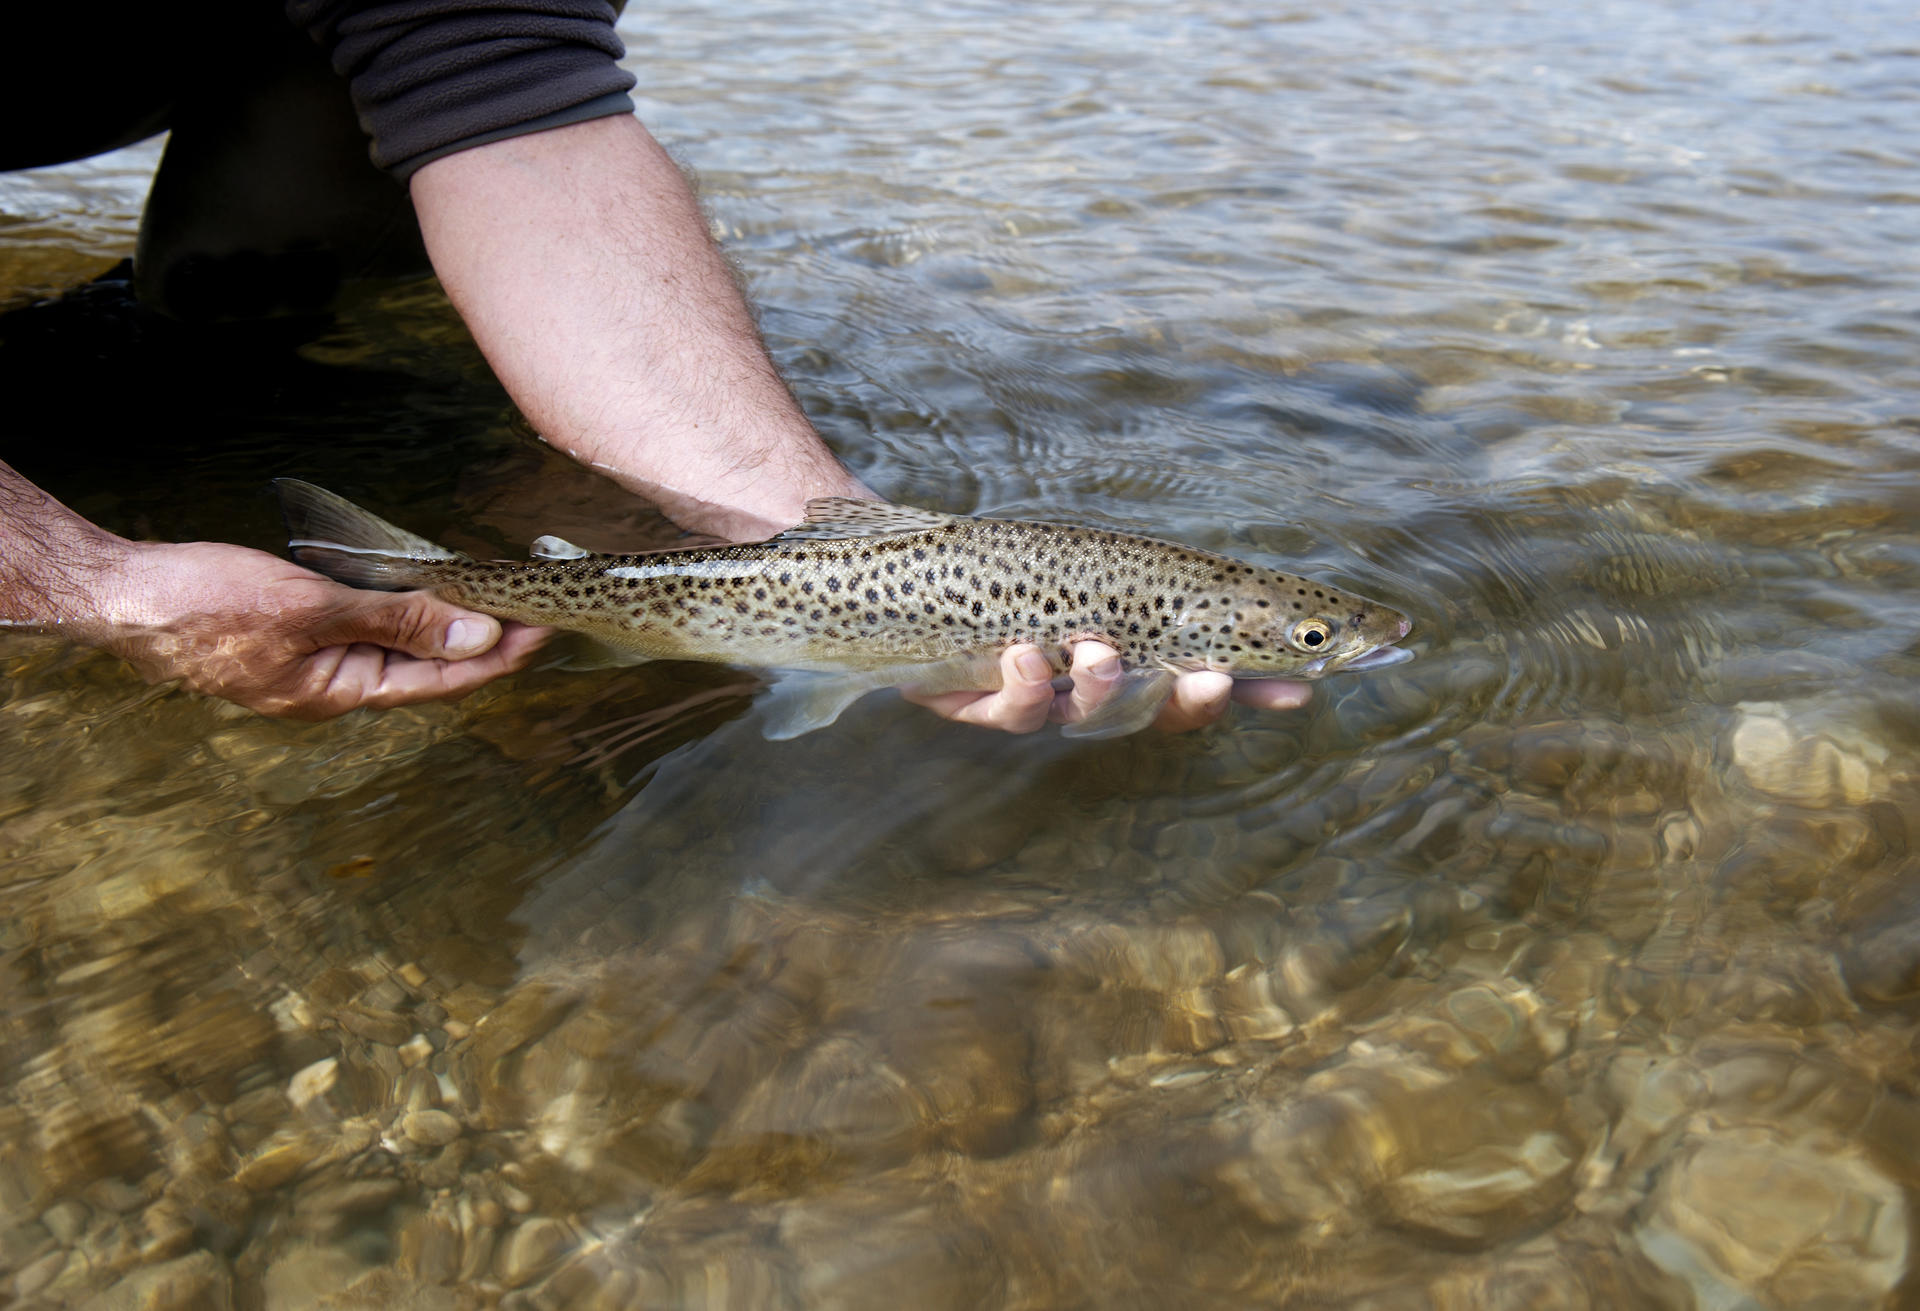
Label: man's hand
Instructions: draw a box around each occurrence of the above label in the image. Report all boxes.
[901,641,1311,736]
[96,541,549,720]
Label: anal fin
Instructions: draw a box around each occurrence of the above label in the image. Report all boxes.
[1061,667,1176,740]
[539,633,655,671]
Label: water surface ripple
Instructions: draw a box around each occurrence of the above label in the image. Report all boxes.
[3,0,1919,1306]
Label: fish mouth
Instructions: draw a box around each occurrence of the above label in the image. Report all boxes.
[1337,645,1414,673]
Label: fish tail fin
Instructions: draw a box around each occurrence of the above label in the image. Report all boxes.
[274,478,467,591]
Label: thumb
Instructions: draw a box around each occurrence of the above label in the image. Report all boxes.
[309,591,502,661]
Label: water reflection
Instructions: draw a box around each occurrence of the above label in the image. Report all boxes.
[5,0,1920,1306]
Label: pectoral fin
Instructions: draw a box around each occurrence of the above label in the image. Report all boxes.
[1060,667,1176,740]
[539,633,654,671]
[759,652,1001,740]
[758,672,893,740]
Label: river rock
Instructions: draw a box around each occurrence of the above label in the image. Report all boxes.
[696,1036,926,1193]
[494,1216,575,1288]
[1727,703,1886,808]
[232,1130,327,1193]
[871,935,1038,1158]
[13,1248,69,1300]
[783,1197,1001,1311]
[42,1199,90,1245]
[402,1110,463,1148]
[397,1197,463,1286]
[1635,1127,1908,1306]
[292,1179,404,1238]
[336,1004,413,1048]
[74,1250,230,1311]
[1224,1048,1578,1251]
[286,1059,340,1116]
[1378,1127,1577,1245]
[260,1240,367,1310]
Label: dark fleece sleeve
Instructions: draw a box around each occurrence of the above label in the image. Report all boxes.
[285,0,638,179]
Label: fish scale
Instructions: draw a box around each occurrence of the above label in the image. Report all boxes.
[278,481,1413,739]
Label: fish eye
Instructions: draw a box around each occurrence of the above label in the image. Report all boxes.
[1292,619,1332,649]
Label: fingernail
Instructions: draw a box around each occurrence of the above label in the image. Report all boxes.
[1016,651,1051,683]
[445,618,491,656]
[1090,657,1120,680]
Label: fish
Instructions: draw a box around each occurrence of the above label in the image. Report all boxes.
[276,479,1414,740]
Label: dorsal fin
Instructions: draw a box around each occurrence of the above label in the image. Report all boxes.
[770,497,957,541]
[530,534,590,561]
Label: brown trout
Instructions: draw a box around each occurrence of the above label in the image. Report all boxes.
[278,480,1413,739]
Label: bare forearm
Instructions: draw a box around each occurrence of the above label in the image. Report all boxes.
[0,460,133,636]
[409,114,870,541]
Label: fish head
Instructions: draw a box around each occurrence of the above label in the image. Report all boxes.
[1195,573,1414,679]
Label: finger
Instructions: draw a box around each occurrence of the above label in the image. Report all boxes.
[307,591,504,661]
[1152,671,1236,734]
[1232,680,1312,712]
[902,645,1055,733]
[356,624,552,710]
[280,625,552,720]
[1053,640,1124,727]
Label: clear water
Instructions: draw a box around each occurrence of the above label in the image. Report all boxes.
[3,0,1919,1306]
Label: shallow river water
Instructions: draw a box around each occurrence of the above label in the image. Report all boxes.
[4,1,1920,1307]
